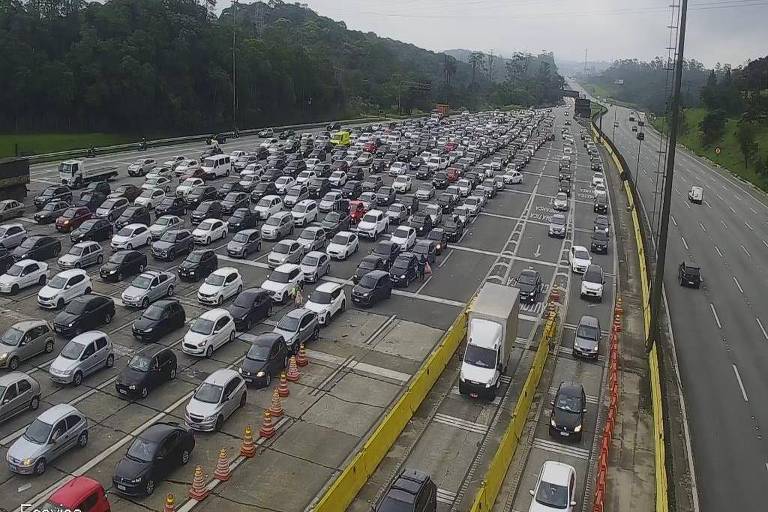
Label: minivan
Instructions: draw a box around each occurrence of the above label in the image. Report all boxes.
[201,155,232,179]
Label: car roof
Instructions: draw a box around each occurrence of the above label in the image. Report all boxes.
[540,460,576,485]
[251,332,284,347]
[315,282,342,293]
[273,263,300,273]
[199,308,230,321]
[10,319,48,331]
[557,381,584,397]
[49,476,103,505]
[135,344,173,359]
[203,368,239,386]
[578,315,600,328]
[0,371,37,387]
[212,266,238,276]
[70,330,108,345]
[573,245,589,252]
[37,403,80,423]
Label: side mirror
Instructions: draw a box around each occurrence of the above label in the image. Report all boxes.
[550,400,555,406]
[571,501,577,506]
[529,490,535,496]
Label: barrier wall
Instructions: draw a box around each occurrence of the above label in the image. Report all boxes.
[312,309,468,511]
[468,309,558,512]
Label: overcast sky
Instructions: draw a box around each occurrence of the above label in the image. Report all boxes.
[294,0,767,68]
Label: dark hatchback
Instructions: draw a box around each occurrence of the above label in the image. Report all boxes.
[371,240,401,269]
[389,253,420,287]
[590,232,609,254]
[70,218,113,243]
[307,177,331,199]
[320,211,351,237]
[516,269,542,303]
[191,200,224,224]
[155,197,187,217]
[116,346,178,398]
[186,185,217,209]
[250,181,278,202]
[432,172,449,189]
[442,218,464,242]
[12,235,61,261]
[238,333,288,388]
[54,294,116,337]
[351,270,392,307]
[112,422,195,496]
[548,381,586,441]
[33,200,69,224]
[115,206,151,230]
[151,229,194,261]
[375,468,437,512]
[34,185,72,210]
[177,249,218,282]
[228,208,259,232]
[227,288,273,331]
[678,262,701,288]
[353,255,388,284]
[100,250,147,281]
[409,213,433,236]
[426,228,448,255]
[132,299,187,342]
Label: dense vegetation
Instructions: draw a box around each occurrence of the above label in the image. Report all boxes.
[0,0,564,136]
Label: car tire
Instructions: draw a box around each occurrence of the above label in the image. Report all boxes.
[127,244,132,250]
[205,345,213,358]
[8,356,19,371]
[34,459,46,475]
[214,416,223,431]
[73,371,83,386]
[229,331,235,343]
[139,264,146,273]
[312,326,320,341]
[167,285,174,297]
[168,250,175,261]
[142,297,149,309]
[45,340,54,353]
[141,386,148,398]
[106,354,114,368]
[239,392,247,408]
[181,449,191,465]
[30,395,40,410]
[206,237,211,245]
[10,284,18,295]
[104,310,113,324]
[145,479,155,496]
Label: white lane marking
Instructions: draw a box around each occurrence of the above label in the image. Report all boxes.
[733,276,744,294]
[741,245,751,258]
[715,245,724,257]
[751,207,759,214]
[671,215,677,227]
[710,303,722,329]
[732,364,749,402]
[439,249,454,268]
[721,220,728,230]
[433,413,489,434]
[729,206,737,214]
[531,438,590,459]
[450,245,500,257]
[699,221,706,232]
[763,240,768,249]
[704,200,712,209]
[415,275,433,294]
[437,488,458,505]
[745,222,754,231]
[681,237,689,250]
[757,317,768,341]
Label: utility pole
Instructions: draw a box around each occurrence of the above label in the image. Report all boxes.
[232,0,238,134]
[583,48,588,77]
[612,109,617,140]
[648,0,689,352]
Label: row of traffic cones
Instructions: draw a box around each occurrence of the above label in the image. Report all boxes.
[172,348,312,508]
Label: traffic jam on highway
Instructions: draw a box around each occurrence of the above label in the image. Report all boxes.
[0,105,613,512]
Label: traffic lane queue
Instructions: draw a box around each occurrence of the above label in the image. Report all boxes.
[0,111,544,504]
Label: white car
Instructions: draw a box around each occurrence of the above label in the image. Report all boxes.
[176,178,204,198]
[319,192,343,213]
[37,269,91,309]
[305,158,321,171]
[528,461,577,512]
[300,251,330,283]
[392,175,412,193]
[260,264,304,304]
[134,188,165,209]
[592,173,604,187]
[149,215,183,240]
[503,171,523,184]
[163,155,186,169]
[305,282,346,325]
[239,163,263,178]
[142,176,172,193]
[182,309,236,357]
[0,260,48,294]
[291,199,318,227]
[275,176,296,195]
[111,224,151,251]
[356,210,389,240]
[553,192,569,211]
[580,264,604,301]
[463,196,483,216]
[146,166,174,180]
[0,223,27,249]
[253,195,283,220]
[456,179,472,197]
[197,267,243,306]
[174,159,200,177]
[568,245,592,274]
[593,184,607,199]
[296,170,317,185]
[326,231,359,260]
[268,239,304,268]
[390,226,416,251]
[388,161,407,176]
[329,171,347,188]
[193,219,228,245]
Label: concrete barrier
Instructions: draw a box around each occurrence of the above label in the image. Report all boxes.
[312,309,468,511]
[468,311,558,512]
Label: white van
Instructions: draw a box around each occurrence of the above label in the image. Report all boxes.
[201,155,232,179]
[688,186,703,204]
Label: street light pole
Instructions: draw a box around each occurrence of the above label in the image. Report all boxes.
[232,0,238,135]
[612,109,618,140]
[648,0,689,352]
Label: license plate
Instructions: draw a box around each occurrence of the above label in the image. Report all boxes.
[560,431,569,436]
[117,484,126,491]
[54,327,62,333]
[8,464,17,472]
[470,393,478,398]
[118,388,127,394]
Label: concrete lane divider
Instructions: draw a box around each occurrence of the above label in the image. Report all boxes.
[311,309,468,512]
[468,310,558,512]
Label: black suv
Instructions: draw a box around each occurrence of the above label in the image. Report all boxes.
[371,240,401,269]
[151,229,194,261]
[375,468,437,512]
[590,231,609,254]
[548,381,587,441]
[116,206,151,230]
[100,250,147,281]
[351,270,392,307]
[34,185,72,210]
[155,197,187,217]
[186,185,217,209]
[390,252,420,287]
[678,262,701,288]
[594,195,608,214]
[191,200,225,224]
[132,299,187,342]
[177,249,218,281]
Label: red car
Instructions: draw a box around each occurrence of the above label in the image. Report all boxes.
[363,142,377,153]
[45,476,110,512]
[180,168,207,181]
[444,142,458,152]
[446,167,460,183]
[55,206,92,233]
[349,200,368,224]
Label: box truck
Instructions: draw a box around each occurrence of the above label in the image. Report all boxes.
[459,282,520,400]
[59,159,118,188]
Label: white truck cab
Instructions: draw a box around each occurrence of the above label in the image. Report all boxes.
[688,186,703,204]
[58,159,118,189]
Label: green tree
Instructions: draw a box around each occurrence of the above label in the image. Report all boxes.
[699,109,726,146]
[736,120,758,168]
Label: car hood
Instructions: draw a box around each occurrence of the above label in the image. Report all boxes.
[122,285,147,299]
[326,242,348,253]
[552,408,582,429]
[304,301,326,315]
[184,330,211,346]
[58,254,80,265]
[132,316,159,331]
[260,280,288,293]
[226,304,250,319]
[112,234,131,244]
[460,361,496,385]
[8,435,47,461]
[152,240,174,251]
[149,225,168,235]
[37,285,61,300]
[118,367,149,387]
[50,355,80,373]
[357,221,375,230]
[241,357,268,374]
[198,283,223,296]
[272,327,297,343]
[269,252,289,262]
[574,334,599,351]
[518,282,536,294]
[54,311,79,326]
[227,240,246,250]
[186,399,221,418]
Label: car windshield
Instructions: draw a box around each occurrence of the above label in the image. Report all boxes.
[518,273,537,285]
[194,382,223,404]
[535,481,569,509]
[277,315,301,331]
[556,390,583,413]
[230,211,246,221]
[48,275,69,289]
[232,232,250,243]
[131,275,153,289]
[302,254,320,266]
[1,327,24,346]
[143,304,166,321]
[393,228,410,238]
[199,221,214,231]
[60,341,84,360]
[552,216,565,226]
[577,324,600,341]
[117,227,134,237]
[246,344,270,361]
[265,216,281,226]
[205,273,226,286]
[126,437,157,463]
[191,318,215,335]
[309,290,332,304]
[186,252,205,263]
[6,265,23,279]
[24,418,53,445]
[156,217,173,226]
[362,213,378,223]
[331,233,350,245]
[683,265,700,276]
[269,270,291,284]
[128,355,152,372]
[19,238,37,249]
[391,261,409,273]
[593,232,608,242]
[574,249,590,260]
[273,243,291,254]
[464,344,496,369]
[584,268,602,283]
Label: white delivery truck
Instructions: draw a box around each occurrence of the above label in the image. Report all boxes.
[688,185,703,204]
[459,282,520,400]
[59,159,118,189]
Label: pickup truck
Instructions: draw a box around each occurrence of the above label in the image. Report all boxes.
[59,159,118,189]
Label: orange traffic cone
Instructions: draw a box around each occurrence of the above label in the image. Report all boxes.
[259,409,275,438]
[164,493,176,512]
[613,313,622,332]
[240,424,256,458]
[188,464,209,500]
[269,388,284,418]
[615,297,624,315]
[278,371,290,397]
[295,343,309,367]
[213,448,231,481]
[286,355,300,382]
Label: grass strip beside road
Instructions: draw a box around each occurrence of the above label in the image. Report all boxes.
[0,133,135,158]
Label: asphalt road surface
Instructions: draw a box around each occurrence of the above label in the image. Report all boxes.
[579,83,768,512]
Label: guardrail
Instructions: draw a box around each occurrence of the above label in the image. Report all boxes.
[468,303,559,512]
[590,118,668,512]
[23,117,390,165]
[311,307,468,511]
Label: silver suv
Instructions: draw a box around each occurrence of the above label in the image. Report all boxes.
[49,331,115,386]
[57,241,104,269]
[0,372,41,424]
[6,403,88,474]
[184,369,246,431]
[0,320,55,370]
